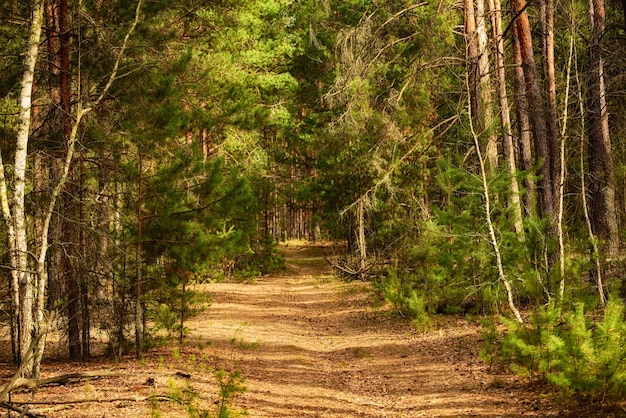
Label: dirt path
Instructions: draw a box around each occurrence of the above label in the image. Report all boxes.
[194,244,564,417]
[1,244,605,417]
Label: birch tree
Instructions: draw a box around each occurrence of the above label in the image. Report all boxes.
[0,0,143,378]
[1,0,45,377]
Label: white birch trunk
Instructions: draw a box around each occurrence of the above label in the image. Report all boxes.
[12,0,45,376]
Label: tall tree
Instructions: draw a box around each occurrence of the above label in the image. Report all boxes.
[511,22,536,217]
[465,0,497,172]
[488,0,524,236]
[1,0,45,376]
[587,0,620,257]
[511,0,555,225]
[539,0,559,203]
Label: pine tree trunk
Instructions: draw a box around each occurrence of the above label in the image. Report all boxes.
[46,0,83,360]
[464,0,480,123]
[512,0,555,224]
[539,0,559,204]
[512,28,537,216]
[587,0,620,257]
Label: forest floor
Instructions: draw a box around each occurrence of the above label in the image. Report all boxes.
[1,242,626,417]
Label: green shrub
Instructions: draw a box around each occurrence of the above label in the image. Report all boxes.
[501,300,626,401]
[373,268,431,328]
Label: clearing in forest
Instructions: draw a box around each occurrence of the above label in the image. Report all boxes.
[0,243,612,417]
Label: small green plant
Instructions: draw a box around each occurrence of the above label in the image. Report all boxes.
[162,377,208,417]
[230,337,259,351]
[479,317,500,367]
[214,368,248,418]
[373,268,432,329]
[150,393,162,418]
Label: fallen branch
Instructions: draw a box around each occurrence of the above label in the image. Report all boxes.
[7,394,177,406]
[4,370,125,392]
[0,401,44,418]
[324,256,371,281]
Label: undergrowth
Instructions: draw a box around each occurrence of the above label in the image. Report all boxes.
[494,299,626,403]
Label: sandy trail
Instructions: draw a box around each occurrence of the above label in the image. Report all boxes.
[1,244,584,417]
[194,244,560,417]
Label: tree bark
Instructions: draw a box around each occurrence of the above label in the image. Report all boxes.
[488,0,524,236]
[512,27,536,217]
[512,0,555,224]
[465,0,497,173]
[464,0,480,124]
[539,0,559,204]
[13,0,45,376]
[587,0,620,257]
[46,0,84,361]
[474,0,498,173]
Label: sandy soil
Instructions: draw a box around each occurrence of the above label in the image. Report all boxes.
[1,243,624,417]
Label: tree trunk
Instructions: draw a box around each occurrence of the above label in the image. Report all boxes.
[356,200,367,279]
[135,153,144,359]
[474,0,498,173]
[512,0,555,224]
[488,0,524,236]
[46,0,83,361]
[539,0,559,204]
[65,205,82,361]
[512,27,537,217]
[587,0,620,257]
[79,158,90,359]
[465,0,497,173]
[13,0,45,376]
[464,0,480,124]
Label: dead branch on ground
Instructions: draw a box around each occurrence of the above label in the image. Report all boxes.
[0,401,45,418]
[3,370,125,392]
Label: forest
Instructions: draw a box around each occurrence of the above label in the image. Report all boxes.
[2,0,626,415]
